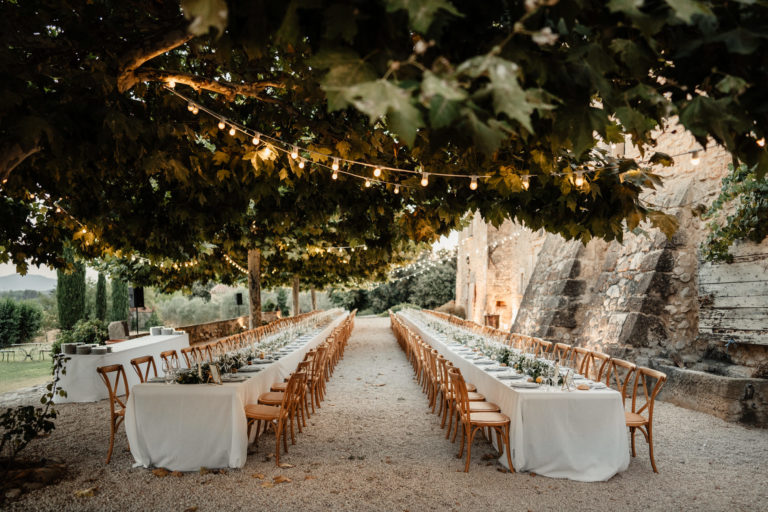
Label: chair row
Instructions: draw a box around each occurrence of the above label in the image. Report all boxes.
[245,310,357,465]
[391,312,513,473]
[422,309,667,473]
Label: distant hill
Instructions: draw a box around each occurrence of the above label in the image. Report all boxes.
[0,274,57,292]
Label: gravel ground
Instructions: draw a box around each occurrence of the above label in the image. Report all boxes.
[3,317,767,512]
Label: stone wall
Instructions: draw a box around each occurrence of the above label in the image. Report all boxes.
[182,311,282,345]
[456,120,768,402]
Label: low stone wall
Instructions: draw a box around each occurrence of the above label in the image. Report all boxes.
[182,311,282,345]
[650,360,768,427]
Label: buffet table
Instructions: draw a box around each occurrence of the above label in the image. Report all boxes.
[400,312,629,482]
[124,312,346,471]
[55,334,190,403]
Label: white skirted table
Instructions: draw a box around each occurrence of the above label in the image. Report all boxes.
[400,313,629,482]
[124,313,346,471]
[56,333,190,403]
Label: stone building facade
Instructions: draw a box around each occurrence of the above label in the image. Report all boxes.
[456,124,768,425]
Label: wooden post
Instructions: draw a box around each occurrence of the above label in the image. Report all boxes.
[292,275,300,316]
[311,288,317,311]
[248,249,262,328]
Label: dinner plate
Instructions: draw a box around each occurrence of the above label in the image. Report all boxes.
[484,366,507,372]
[251,359,273,365]
[221,375,248,383]
[507,380,539,388]
[238,366,262,373]
[497,373,524,380]
[147,377,167,383]
[474,360,496,366]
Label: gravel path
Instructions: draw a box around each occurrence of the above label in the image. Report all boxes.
[4,317,767,511]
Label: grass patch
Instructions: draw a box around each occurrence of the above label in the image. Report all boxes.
[0,357,52,394]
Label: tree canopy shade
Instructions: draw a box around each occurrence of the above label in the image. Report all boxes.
[1,0,767,283]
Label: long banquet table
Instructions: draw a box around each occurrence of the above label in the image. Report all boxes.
[124,312,346,471]
[399,312,629,482]
[56,333,190,403]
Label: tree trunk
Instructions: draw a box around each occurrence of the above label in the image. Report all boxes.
[247,249,262,328]
[311,288,317,311]
[292,276,300,316]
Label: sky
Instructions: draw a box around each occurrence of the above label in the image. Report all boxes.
[0,231,460,280]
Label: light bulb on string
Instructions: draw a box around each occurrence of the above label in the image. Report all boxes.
[394,185,400,194]
[168,80,176,89]
[262,145,272,157]
[574,171,584,188]
[421,172,429,187]
[332,158,340,171]
[217,119,226,130]
[365,179,371,188]
[290,146,299,159]
[521,175,530,190]
[373,167,381,178]
[691,151,701,166]
[252,133,260,145]
[191,106,199,115]
[228,125,236,136]
[332,170,338,180]
[758,138,765,148]
[470,176,478,190]
[187,102,194,111]
[298,158,306,169]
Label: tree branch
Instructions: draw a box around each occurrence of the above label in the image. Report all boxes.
[134,68,284,100]
[117,28,193,93]
[1,142,42,183]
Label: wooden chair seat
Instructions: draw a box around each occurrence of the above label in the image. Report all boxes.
[469,411,511,426]
[467,401,501,413]
[245,403,281,420]
[448,391,485,401]
[465,383,477,392]
[271,382,288,392]
[258,391,284,405]
[625,411,647,427]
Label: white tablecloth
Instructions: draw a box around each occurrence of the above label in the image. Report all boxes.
[400,313,629,482]
[124,313,346,471]
[56,334,190,403]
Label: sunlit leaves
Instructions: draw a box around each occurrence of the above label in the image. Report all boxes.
[384,0,462,33]
[181,0,228,36]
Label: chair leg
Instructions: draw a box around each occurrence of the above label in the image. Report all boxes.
[630,426,637,457]
[465,426,479,472]
[457,422,466,459]
[646,425,658,473]
[503,425,514,472]
[105,418,116,464]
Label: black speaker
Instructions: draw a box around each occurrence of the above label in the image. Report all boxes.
[235,292,243,306]
[129,287,145,309]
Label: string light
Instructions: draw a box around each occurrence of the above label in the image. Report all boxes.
[332,158,340,171]
[758,138,765,148]
[187,102,194,111]
[228,125,236,136]
[332,169,338,180]
[290,146,299,159]
[421,172,429,187]
[252,133,260,145]
[470,176,478,190]
[394,185,400,194]
[217,119,226,130]
[521,175,530,190]
[365,179,371,187]
[168,80,176,89]
[373,167,382,178]
[691,151,701,166]
[574,171,585,188]
[191,105,199,115]
[298,158,306,169]
[262,146,272,157]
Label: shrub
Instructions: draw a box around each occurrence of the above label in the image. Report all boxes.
[56,261,86,330]
[109,279,130,322]
[389,303,421,313]
[53,319,109,354]
[0,299,21,347]
[17,302,43,343]
[95,273,108,321]
[436,301,466,319]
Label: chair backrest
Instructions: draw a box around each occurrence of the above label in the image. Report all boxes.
[97,364,129,415]
[629,367,667,422]
[436,355,451,393]
[535,339,553,357]
[448,368,470,420]
[180,346,196,367]
[570,347,591,374]
[130,355,157,383]
[605,358,637,404]
[159,349,179,369]
[585,351,611,381]
[282,371,304,411]
[552,343,571,363]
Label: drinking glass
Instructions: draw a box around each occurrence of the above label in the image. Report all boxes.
[162,360,172,384]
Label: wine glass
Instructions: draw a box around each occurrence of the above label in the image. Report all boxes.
[162,359,172,384]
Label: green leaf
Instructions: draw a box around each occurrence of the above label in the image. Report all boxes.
[716,75,748,95]
[384,0,462,33]
[181,0,228,36]
[649,152,674,167]
[311,49,378,111]
[607,0,644,17]
[462,109,506,155]
[429,95,461,129]
[648,210,680,238]
[420,71,467,102]
[664,0,714,24]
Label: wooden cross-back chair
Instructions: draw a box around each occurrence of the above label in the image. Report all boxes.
[159,349,179,370]
[584,351,611,381]
[552,343,571,363]
[448,368,513,473]
[569,347,591,375]
[129,355,157,383]
[533,339,553,357]
[180,346,197,367]
[246,371,303,466]
[626,367,667,472]
[96,364,129,464]
[604,358,637,403]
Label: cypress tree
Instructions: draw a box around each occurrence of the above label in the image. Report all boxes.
[56,260,86,330]
[109,279,130,322]
[95,272,107,321]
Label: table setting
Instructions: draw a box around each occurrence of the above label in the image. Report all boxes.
[124,309,347,472]
[398,309,629,482]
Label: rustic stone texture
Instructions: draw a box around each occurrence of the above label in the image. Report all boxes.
[457,122,768,425]
[181,313,279,345]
